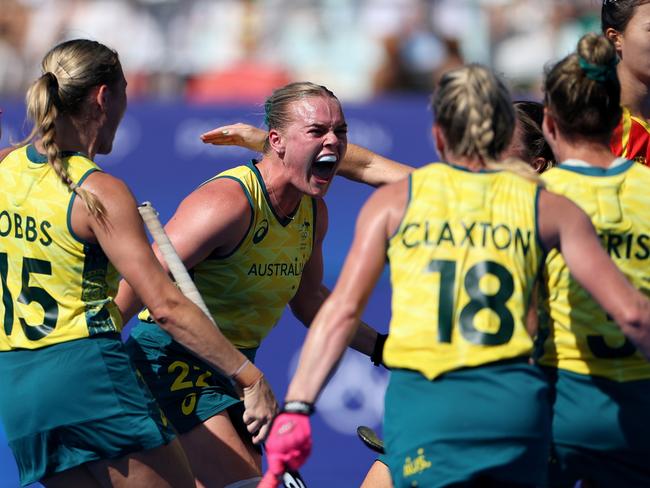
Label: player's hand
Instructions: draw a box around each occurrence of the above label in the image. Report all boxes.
[242,375,279,444]
[257,470,281,488]
[262,412,312,482]
[200,123,266,152]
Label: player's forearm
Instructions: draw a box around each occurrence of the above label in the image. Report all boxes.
[337,144,412,187]
[151,295,260,387]
[349,321,379,356]
[114,279,145,323]
[286,297,360,403]
[293,285,380,358]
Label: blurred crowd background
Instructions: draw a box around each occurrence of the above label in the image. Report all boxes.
[0,0,601,103]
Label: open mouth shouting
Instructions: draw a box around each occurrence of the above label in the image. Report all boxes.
[311,154,338,184]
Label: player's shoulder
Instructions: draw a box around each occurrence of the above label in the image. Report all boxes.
[0,147,14,160]
[183,174,253,225]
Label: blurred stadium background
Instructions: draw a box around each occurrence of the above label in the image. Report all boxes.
[0,1,602,487]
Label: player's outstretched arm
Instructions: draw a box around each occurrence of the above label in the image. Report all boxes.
[201,123,413,187]
[106,175,278,441]
[262,179,408,482]
[538,190,650,357]
[341,143,413,187]
[201,123,266,152]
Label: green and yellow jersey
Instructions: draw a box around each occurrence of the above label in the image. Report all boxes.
[538,159,650,381]
[0,145,122,351]
[139,161,316,349]
[384,163,543,379]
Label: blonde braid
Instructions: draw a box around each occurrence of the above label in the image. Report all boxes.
[432,64,541,184]
[21,40,121,222]
[467,85,496,162]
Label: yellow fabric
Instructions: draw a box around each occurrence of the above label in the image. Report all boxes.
[0,145,122,351]
[139,162,315,348]
[384,163,542,379]
[538,160,650,381]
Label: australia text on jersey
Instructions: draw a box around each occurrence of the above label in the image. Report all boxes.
[247,258,306,277]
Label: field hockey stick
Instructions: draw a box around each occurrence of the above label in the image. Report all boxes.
[259,468,308,488]
[139,202,308,488]
[268,471,307,488]
[138,202,214,323]
[357,426,385,454]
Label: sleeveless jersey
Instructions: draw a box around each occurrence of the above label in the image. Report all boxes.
[384,163,544,379]
[139,161,316,349]
[610,107,650,167]
[538,159,650,381]
[0,145,122,351]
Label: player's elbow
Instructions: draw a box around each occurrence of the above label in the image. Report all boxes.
[147,292,186,332]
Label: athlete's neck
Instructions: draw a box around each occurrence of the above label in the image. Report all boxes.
[34,117,98,159]
[444,155,486,172]
[618,64,650,119]
[257,157,302,219]
[554,138,616,169]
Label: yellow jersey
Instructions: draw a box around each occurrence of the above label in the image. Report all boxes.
[538,158,650,381]
[0,145,122,351]
[384,163,543,379]
[139,161,315,349]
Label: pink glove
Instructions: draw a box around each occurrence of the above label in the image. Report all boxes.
[262,412,312,482]
[257,471,280,488]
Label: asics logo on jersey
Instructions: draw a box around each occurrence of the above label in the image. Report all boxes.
[253,219,269,244]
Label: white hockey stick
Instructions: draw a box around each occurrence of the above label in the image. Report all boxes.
[139,202,309,488]
[138,201,214,324]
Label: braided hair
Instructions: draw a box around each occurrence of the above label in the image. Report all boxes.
[431,64,541,183]
[22,39,123,220]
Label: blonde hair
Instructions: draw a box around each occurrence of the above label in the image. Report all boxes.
[544,33,621,139]
[262,81,340,153]
[432,64,541,184]
[22,39,123,220]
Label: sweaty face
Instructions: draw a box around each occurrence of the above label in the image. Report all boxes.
[279,96,348,198]
[618,3,650,85]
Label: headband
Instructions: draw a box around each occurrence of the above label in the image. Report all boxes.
[578,56,619,83]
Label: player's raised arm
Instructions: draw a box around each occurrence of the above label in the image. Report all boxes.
[201,122,413,187]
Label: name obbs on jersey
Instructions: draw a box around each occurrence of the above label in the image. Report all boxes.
[0,210,52,246]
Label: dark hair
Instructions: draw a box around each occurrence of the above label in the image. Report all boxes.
[262,81,340,153]
[602,0,650,33]
[544,33,621,140]
[513,101,555,171]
